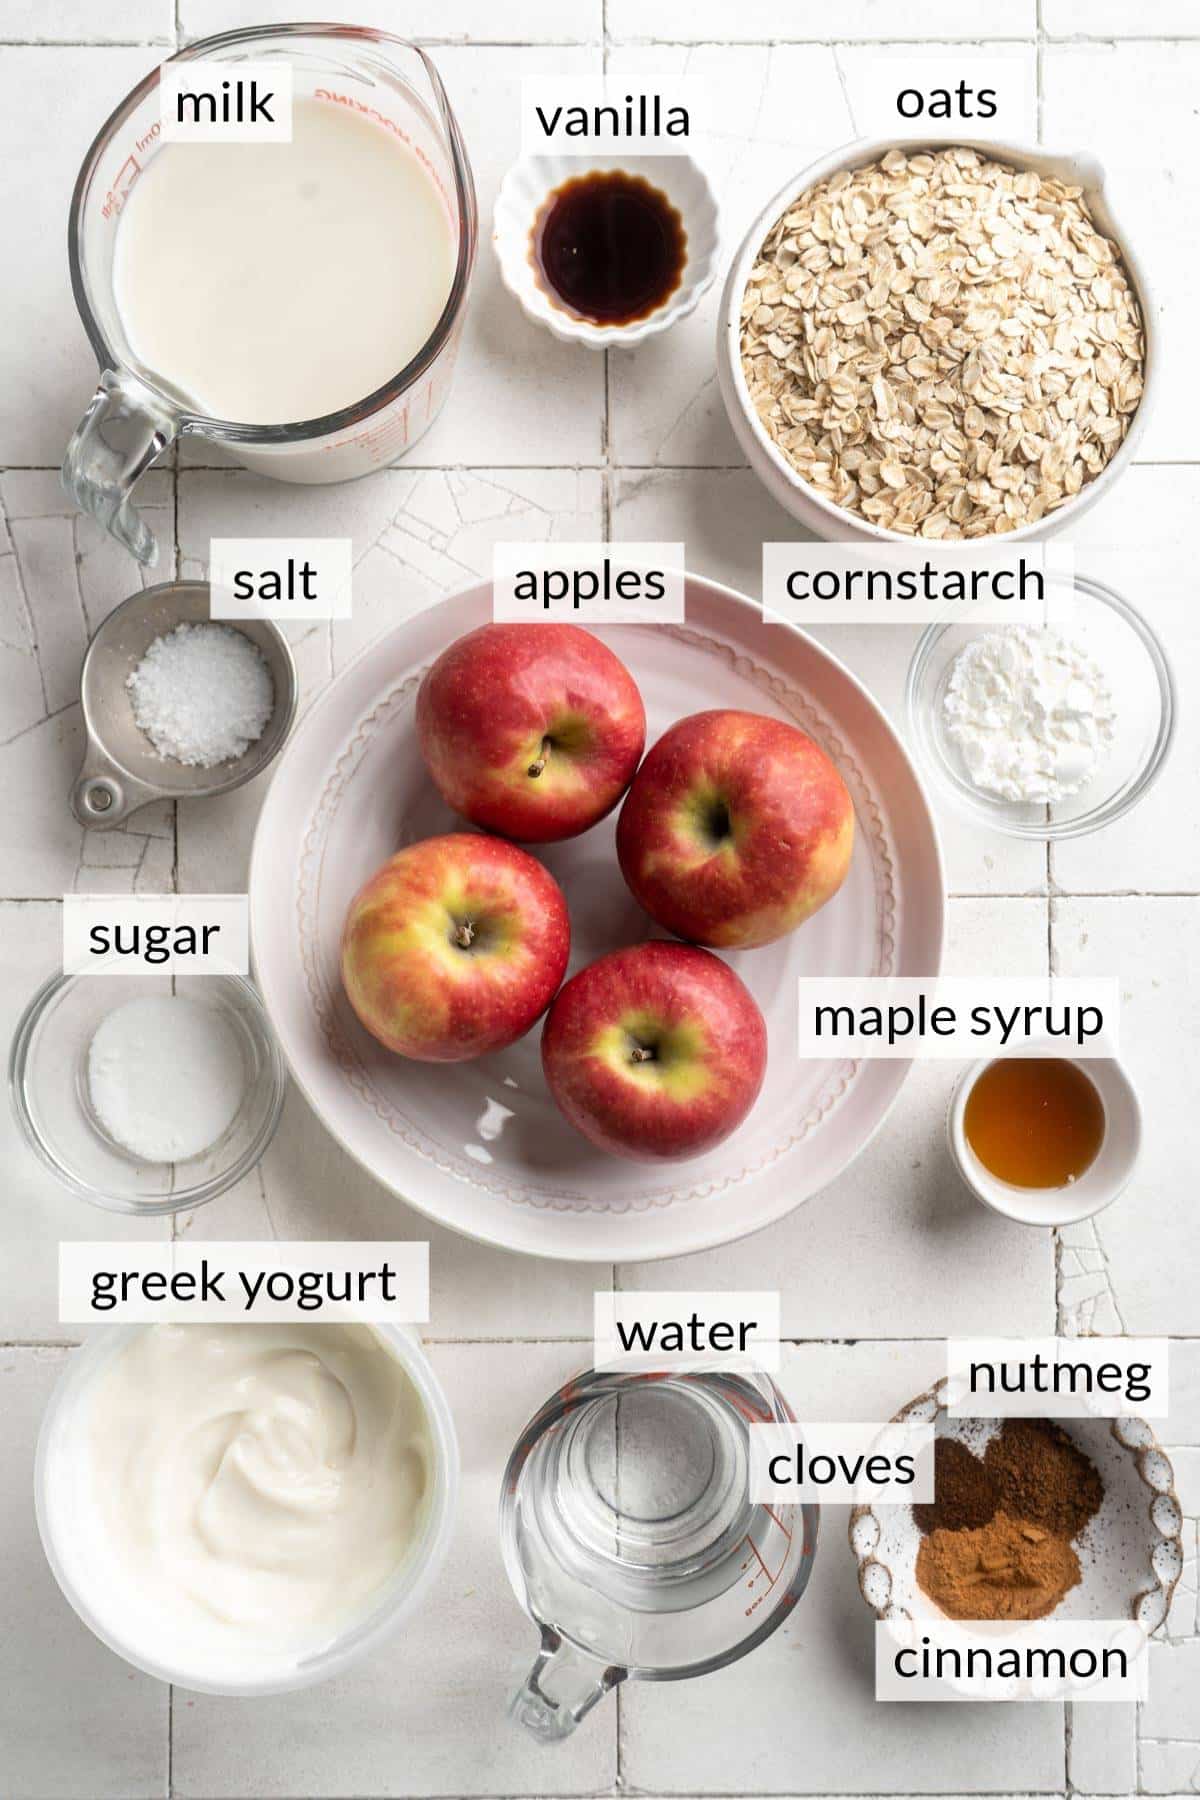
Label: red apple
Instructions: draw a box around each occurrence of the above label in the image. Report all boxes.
[616,709,854,950]
[541,940,767,1160]
[416,623,646,842]
[341,833,570,1062]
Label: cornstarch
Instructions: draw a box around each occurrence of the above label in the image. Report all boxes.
[942,626,1116,804]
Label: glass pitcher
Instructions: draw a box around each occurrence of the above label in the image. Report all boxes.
[499,1366,820,1742]
[62,25,477,565]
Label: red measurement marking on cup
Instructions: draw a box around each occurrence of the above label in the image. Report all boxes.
[101,154,142,222]
[762,1503,792,1540]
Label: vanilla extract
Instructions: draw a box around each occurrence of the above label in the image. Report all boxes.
[530,170,687,326]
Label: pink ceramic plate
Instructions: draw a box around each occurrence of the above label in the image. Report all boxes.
[248,576,944,1261]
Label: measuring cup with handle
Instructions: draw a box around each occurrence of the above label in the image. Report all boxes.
[499,1366,819,1742]
[62,25,477,566]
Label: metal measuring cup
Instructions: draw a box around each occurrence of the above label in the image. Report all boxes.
[72,581,298,829]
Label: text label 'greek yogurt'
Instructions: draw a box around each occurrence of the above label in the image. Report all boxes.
[521,77,694,153]
[594,1291,780,1372]
[849,52,1036,139]
[945,1337,1170,1419]
[493,542,685,624]
[762,542,1076,626]
[795,978,1119,1058]
[875,1618,1149,1703]
[210,538,353,620]
[63,894,249,976]
[60,1242,430,1325]
[160,61,294,143]
[749,1421,935,1503]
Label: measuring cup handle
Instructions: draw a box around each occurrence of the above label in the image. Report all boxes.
[509,1630,624,1744]
[61,369,178,566]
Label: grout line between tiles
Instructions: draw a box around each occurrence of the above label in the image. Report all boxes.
[8,457,1200,474]
[12,1335,1200,1350]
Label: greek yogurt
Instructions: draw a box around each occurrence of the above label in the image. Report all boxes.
[40,1324,436,1688]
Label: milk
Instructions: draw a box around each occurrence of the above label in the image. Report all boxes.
[113,96,456,425]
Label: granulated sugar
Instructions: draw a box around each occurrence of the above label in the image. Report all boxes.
[87,994,245,1163]
[127,622,274,767]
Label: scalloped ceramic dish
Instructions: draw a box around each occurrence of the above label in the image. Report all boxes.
[493,153,720,347]
[248,576,945,1262]
[849,1380,1184,1649]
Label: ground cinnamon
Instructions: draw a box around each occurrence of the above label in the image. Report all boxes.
[915,1510,1082,1620]
[913,1436,998,1534]
[982,1418,1104,1540]
[913,1418,1103,1622]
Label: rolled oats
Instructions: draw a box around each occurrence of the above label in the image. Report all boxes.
[739,146,1145,537]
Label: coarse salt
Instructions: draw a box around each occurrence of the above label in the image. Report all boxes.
[87,994,246,1163]
[942,626,1116,805]
[127,622,274,768]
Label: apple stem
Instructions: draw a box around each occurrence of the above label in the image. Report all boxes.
[631,1046,655,1062]
[453,920,476,950]
[527,737,552,779]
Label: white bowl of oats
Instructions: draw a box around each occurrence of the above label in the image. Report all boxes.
[717,140,1154,542]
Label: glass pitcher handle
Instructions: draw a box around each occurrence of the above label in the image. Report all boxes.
[510,1628,624,1743]
[61,369,178,566]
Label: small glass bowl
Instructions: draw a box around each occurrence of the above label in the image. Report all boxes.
[905,576,1176,840]
[9,972,286,1215]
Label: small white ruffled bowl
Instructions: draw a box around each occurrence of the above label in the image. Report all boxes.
[493,153,720,348]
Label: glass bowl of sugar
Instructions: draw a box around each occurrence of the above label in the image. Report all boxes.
[10,973,286,1214]
[905,575,1176,840]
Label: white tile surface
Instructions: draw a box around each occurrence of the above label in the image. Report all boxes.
[1044,0,1200,34]
[1052,898,1199,1337]
[0,1346,168,1799]
[0,0,172,39]
[607,1,1038,42]
[180,0,603,42]
[0,472,175,898]
[1048,468,1199,897]
[1,7,1198,1798]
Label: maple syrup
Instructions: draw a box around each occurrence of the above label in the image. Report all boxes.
[964,1057,1106,1189]
[530,170,687,326]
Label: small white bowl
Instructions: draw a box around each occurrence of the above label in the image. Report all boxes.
[947,1047,1142,1227]
[716,137,1157,542]
[493,153,720,348]
[850,1385,1184,1651]
[905,575,1177,842]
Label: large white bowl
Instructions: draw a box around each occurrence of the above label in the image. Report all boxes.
[248,577,945,1262]
[36,1324,459,1697]
[717,137,1157,543]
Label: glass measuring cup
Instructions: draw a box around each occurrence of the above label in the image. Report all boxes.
[499,1366,819,1742]
[63,25,477,565]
